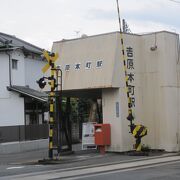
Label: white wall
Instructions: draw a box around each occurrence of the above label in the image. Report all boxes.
[0,50,25,126]
[11,50,25,86]
[0,50,45,127]
[0,53,10,98]
[25,58,46,90]
[0,92,24,126]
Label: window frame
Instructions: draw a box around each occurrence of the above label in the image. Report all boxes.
[12,59,18,70]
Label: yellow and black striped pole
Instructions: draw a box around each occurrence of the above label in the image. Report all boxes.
[49,60,55,159]
[41,51,59,159]
[116,0,147,152]
[132,124,147,151]
[116,0,134,129]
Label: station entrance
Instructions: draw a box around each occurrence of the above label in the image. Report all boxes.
[58,88,103,152]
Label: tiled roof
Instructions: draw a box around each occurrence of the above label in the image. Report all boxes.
[0,32,43,54]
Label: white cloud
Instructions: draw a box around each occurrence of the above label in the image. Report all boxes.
[129,20,180,34]
[0,0,179,49]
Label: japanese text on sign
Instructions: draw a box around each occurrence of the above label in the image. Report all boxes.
[62,60,103,71]
[126,47,135,107]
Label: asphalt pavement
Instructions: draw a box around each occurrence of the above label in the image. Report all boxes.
[0,144,180,179]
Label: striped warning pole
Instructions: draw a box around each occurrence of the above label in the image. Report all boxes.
[116,0,147,152]
[132,124,148,151]
[41,51,59,159]
[135,138,142,152]
[116,0,134,129]
[49,60,55,159]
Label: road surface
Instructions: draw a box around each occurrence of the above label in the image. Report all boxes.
[0,149,180,179]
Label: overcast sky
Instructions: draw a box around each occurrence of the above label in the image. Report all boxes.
[0,0,180,50]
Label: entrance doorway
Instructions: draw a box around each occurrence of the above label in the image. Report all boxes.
[59,89,103,150]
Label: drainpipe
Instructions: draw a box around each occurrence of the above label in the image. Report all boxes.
[5,51,12,87]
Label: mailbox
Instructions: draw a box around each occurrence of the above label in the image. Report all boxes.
[94,124,111,146]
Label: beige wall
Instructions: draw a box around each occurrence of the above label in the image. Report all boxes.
[102,88,134,152]
[138,32,180,151]
[52,31,180,152]
[52,33,119,90]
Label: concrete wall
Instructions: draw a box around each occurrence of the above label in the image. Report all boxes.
[102,88,134,152]
[0,139,48,154]
[52,33,119,90]
[102,32,180,152]
[137,32,180,151]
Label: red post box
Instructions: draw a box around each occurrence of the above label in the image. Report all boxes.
[94,124,111,154]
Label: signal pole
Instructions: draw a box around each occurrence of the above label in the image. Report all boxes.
[37,51,60,159]
[49,58,56,158]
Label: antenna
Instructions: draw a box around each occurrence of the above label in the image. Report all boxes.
[122,19,132,33]
[74,30,80,38]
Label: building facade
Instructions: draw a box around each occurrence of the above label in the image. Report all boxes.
[0,33,48,142]
[52,31,180,152]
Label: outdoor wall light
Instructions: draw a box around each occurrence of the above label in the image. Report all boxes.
[150,45,157,51]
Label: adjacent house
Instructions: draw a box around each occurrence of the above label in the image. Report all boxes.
[0,32,48,142]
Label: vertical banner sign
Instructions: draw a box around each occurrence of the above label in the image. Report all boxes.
[126,47,135,108]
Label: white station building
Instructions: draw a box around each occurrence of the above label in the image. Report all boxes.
[52,31,180,152]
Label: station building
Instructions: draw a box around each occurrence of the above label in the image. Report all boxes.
[52,31,180,152]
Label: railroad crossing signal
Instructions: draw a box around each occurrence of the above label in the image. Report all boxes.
[42,51,59,73]
[38,50,61,159]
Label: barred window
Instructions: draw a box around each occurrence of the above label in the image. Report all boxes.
[12,59,18,70]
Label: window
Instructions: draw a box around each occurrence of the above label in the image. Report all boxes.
[116,102,120,118]
[12,59,18,70]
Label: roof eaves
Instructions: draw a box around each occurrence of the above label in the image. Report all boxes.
[0,32,43,52]
[7,86,48,102]
[22,46,43,55]
[53,31,141,44]
[0,46,21,52]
